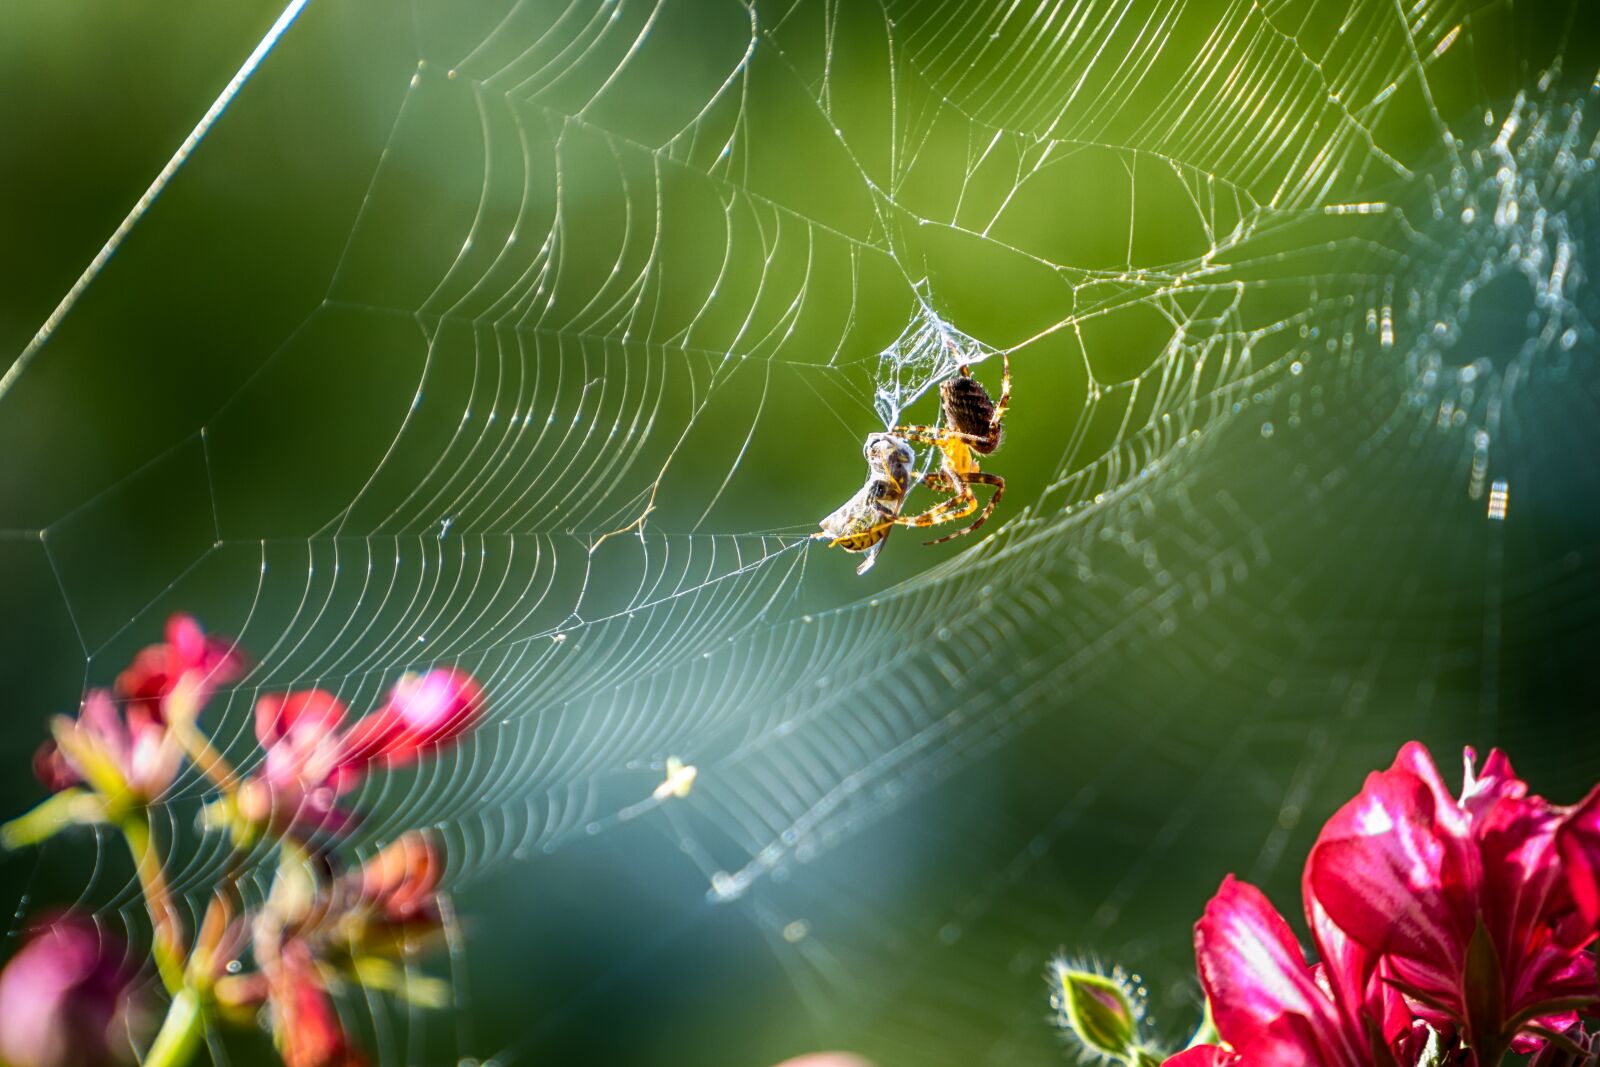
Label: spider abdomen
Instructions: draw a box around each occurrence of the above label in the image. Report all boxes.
[941,375,1002,453]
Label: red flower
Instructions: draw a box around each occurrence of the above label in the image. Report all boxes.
[1175,875,1414,1067]
[242,670,483,838]
[342,668,484,768]
[242,690,363,836]
[1306,744,1599,1058]
[346,833,444,929]
[266,941,366,1067]
[115,614,243,727]
[32,615,245,798]
[248,833,446,1067]
[1557,787,1600,932]
[31,739,81,794]
[35,690,182,801]
[0,915,140,1067]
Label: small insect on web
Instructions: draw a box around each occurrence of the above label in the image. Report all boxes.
[653,756,698,800]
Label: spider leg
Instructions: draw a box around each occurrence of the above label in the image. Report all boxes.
[896,474,978,533]
[893,425,990,448]
[988,352,1011,428]
[923,471,1004,545]
[892,425,945,445]
[899,495,978,532]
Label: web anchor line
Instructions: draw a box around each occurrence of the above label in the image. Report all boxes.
[0,0,314,404]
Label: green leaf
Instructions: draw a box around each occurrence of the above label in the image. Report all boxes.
[1464,918,1508,1064]
[1412,1025,1447,1067]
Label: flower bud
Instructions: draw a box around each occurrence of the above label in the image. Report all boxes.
[349,832,443,925]
[1050,959,1149,1064]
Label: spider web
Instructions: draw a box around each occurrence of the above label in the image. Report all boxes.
[1,0,1598,1064]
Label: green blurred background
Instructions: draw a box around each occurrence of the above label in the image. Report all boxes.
[1,1,1597,1065]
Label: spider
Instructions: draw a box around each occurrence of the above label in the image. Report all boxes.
[891,351,1009,544]
[814,432,916,575]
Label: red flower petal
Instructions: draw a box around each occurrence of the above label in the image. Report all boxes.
[341,667,483,769]
[1306,754,1474,973]
[1558,785,1600,929]
[254,690,347,748]
[350,832,443,924]
[1195,877,1345,1054]
[272,946,365,1067]
[31,740,80,793]
[116,614,243,724]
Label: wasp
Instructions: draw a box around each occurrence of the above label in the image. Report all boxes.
[813,432,916,575]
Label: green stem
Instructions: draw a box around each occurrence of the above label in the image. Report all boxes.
[0,788,106,849]
[1183,1001,1220,1050]
[171,712,237,792]
[143,988,207,1067]
[118,813,185,993]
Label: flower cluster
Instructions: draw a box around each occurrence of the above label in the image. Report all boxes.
[0,615,486,1067]
[31,614,243,804]
[213,833,451,1067]
[231,666,484,841]
[1056,742,1600,1067]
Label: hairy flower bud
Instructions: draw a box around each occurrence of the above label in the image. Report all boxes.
[1050,959,1154,1064]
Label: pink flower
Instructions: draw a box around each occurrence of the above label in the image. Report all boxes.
[0,916,140,1067]
[115,614,243,727]
[35,690,182,801]
[257,691,359,792]
[1175,875,1413,1067]
[342,668,484,768]
[1306,743,1599,1058]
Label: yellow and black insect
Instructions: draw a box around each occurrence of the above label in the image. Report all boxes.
[813,432,916,575]
[892,351,1009,544]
